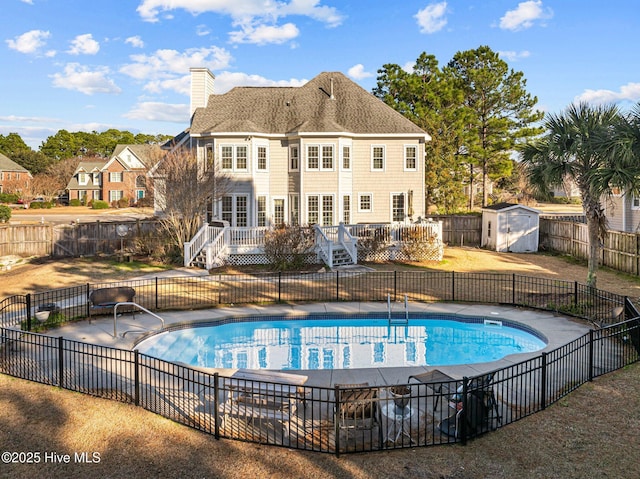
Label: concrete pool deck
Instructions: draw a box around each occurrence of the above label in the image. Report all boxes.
[51,301,593,388]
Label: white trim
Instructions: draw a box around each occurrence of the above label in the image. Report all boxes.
[358,193,373,213]
[255,143,269,172]
[190,131,432,141]
[219,144,249,172]
[305,143,335,171]
[390,192,406,223]
[272,196,287,225]
[370,145,385,172]
[288,144,299,172]
[403,144,418,171]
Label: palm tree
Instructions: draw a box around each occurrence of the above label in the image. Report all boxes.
[521,102,640,287]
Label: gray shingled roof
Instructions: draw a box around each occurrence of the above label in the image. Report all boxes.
[190,72,429,137]
[111,144,162,168]
[0,152,30,173]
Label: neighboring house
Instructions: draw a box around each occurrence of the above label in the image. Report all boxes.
[0,152,32,194]
[604,189,640,233]
[67,144,159,205]
[162,68,431,226]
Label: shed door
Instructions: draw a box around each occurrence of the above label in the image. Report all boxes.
[506,213,536,252]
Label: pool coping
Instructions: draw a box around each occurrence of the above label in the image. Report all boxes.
[51,301,592,387]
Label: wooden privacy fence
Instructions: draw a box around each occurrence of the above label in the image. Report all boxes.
[0,220,161,258]
[540,218,640,276]
[429,215,481,246]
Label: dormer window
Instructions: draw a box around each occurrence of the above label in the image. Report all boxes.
[78,172,88,185]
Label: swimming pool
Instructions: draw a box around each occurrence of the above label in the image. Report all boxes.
[135,313,547,370]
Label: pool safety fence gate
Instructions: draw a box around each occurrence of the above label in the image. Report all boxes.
[1,314,638,455]
[1,272,639,455]
[0,271,633,331]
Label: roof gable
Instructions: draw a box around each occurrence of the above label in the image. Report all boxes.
[0,152,31,174]
[483,202,541,214]
[190,71,430,139]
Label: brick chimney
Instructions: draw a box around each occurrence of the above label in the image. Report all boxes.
[190,67,215,119]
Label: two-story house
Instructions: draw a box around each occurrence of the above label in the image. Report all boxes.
[67,144,159,205]
[172,68,430,227]
[0,153,32,195]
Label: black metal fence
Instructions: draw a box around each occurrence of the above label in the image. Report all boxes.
[1,272,639,455]
[0,271,632,331]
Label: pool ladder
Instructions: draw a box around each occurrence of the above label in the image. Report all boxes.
[388,294,409,325]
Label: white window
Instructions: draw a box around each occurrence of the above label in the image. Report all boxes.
[78,172,88,185]
[221,146,233,169]
[257,145,268,171]
[289,145,299,171]
[205,143,214,170]
[257,196,267,227]
[322,146,333,170]
[307,145,319,169]
[93,172,100,186]
[405,145,417,171]
[109,190,123,202]
[342,146,351,170]
[343,195,351,224]
[632,195,640,210]
[307,144,334,170]
[359,193,372,212]
[220,145,248,171]
[221,195,249,227]
[322,195,333,226]
[308,195,319,224]
[109,172,123,182]
[273,198,285,225]
[392,193,405,222]
[289,194,299,225]
[371,145,385,171]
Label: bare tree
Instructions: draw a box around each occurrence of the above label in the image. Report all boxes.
[152,148,231,257]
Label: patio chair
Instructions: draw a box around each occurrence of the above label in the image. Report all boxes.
[408,369,457,411]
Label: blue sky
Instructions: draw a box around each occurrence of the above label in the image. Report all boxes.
[2,0,639,150]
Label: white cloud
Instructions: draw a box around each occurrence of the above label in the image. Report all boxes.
[498,50,531,62]
[125,36,145,48]
[402,61,416,73]
[575,83,640,105]
[196,24,211,36]
[50,63,122,95]
[21,0,34,4]
[136,0,343,45]
[229,23,299,45]
[6,30,50,54]
[347,64,373,80]
[123,102,190,122]
[499,1,553,31]
[144,76,191,95]
[67,34,100,55]
[212,71,308,94]
[415,2,448,34]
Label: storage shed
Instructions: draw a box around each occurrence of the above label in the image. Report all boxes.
[481,203,540,253]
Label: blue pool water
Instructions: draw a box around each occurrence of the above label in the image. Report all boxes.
[135,314,547,370]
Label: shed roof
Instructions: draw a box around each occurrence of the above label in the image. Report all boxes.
[482,202,541,214]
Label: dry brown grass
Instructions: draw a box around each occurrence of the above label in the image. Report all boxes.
[2,248,640,478]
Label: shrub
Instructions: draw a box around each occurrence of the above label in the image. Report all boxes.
[263,224,314,270]
[399,228,442,261]
[0,205,11,222]
[0,193,19,204]
[69,199,82,206]
[355,230,387,262]
[92,200,109,209]
[29,201,43,209]
[117,198,130,208]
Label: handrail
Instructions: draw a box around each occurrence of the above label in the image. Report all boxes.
[205,227,227,270]
[314,224,333,268]
[183,223,211,266]
[113,302,165,338]
[338,223,357,264]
